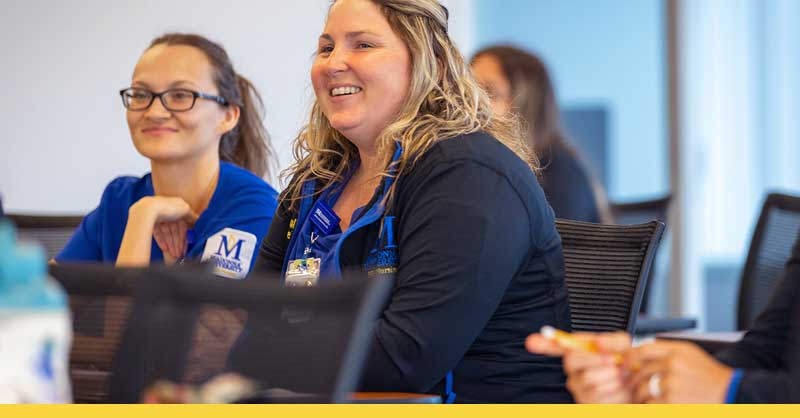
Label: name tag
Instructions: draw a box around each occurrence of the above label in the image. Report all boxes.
[201,228,257,279]
[285,257,321,287]
[309,200,340,236]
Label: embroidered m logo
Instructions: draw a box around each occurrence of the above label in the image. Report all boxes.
[215,235,244,260]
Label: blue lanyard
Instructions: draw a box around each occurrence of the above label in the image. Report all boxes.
[283,143,404,278]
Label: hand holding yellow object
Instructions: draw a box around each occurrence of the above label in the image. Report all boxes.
[526,327,635,403]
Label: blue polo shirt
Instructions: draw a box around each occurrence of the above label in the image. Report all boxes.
[56,162,277,278]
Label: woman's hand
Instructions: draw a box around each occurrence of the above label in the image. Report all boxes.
[142,374,257,404]
[142,381,196,403]
[627,341,734,404]
[116,196,198,267]
[153,219,190,264]
[526,331,634,403]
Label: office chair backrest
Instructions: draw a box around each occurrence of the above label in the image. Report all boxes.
[49,264,141,403]
[555,219,665,333]
[737,193,800,330]
[109,269,392,403]
[8,214,83,260]
[608,194,671,314]
[609,195,670,225]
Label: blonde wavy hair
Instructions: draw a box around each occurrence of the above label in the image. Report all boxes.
[282,0,536,208]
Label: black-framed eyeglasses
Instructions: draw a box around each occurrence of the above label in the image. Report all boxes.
[119,87,229,112]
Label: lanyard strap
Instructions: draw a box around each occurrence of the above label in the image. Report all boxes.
[282,180,319,275]
[381,142,403,195]
[373,143,404,243]
[444,371,456,403]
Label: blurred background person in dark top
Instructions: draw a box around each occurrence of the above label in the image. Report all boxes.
[471,45,610,223]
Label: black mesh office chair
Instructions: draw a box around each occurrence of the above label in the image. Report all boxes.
[51,263,216,403]
[609,195,671,226]
[609,195,670,317]
[108,268,392,403]
[609,194,672,313]
[608,195,698,334]
[49,264,141,403]
[737,192,800,330]
[555,219,665,333]
[8,214,83,259]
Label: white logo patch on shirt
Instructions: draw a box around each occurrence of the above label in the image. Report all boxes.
[201,227,257,279]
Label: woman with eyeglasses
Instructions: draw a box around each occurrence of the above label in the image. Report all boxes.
[55,33,278,279]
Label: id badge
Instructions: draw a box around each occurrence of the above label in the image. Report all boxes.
[285,257,321,287]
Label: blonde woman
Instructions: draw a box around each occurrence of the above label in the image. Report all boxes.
[250,0,572,403]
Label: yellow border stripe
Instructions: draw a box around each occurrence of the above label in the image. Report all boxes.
[2,404,800,418]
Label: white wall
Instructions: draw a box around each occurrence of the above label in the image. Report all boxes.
[0,0,474,214]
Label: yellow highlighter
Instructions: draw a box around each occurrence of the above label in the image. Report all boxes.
[540,325,630,367]
[540,325,601,352]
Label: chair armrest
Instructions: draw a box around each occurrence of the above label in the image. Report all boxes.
[634,315,697,335]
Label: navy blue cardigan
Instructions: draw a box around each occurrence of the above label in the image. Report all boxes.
[255,131,573,403]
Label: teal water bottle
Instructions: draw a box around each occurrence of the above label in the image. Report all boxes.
[0,221,72,403]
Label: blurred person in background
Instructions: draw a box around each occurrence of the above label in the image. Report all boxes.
[471,45,610,223]
[55,33,278,279]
